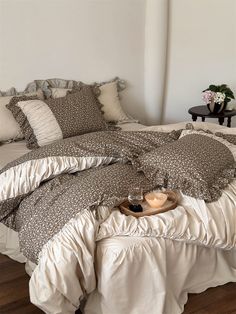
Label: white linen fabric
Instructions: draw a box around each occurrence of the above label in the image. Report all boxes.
[0,222,36,277]
[0,90,44,142]
[0,222,26,263]
[0,96,23,141]
[97,81,130,122]
[0,140,30,170]
[119,121,146,131]
[86,237,236,314]
[17,100,63,146]
[0,156,121,202]
[50,88,71,98]
[97,181,236,250]
[143,121,230,133]
[29,179,236,314]
[1,121,236,314]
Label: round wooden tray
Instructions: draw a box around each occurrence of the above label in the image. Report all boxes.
[119,190,178,218]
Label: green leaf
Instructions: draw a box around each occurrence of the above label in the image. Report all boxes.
[227,91,235,99]
[209,85,217,92]
[219,86,230,93]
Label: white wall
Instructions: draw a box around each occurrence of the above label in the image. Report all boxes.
[0,0,147,122]
[1,0,236,126]
[144,0,169,125]
[164,0,236,126]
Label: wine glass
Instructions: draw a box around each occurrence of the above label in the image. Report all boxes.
[128,187,143,206]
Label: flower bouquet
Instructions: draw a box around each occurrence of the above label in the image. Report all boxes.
[202,84,235,114]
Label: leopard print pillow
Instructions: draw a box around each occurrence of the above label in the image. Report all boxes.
[134,131,236,202]
[7,84,108,149]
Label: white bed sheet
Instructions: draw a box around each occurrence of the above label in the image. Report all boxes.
[85,237,236,314]
[0,140,29,170]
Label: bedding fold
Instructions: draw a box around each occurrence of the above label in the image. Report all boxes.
[0,130,176,263]
[97,181,236,250]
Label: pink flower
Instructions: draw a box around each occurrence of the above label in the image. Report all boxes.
[202,90,215,104]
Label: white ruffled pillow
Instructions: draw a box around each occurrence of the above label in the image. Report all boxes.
[50,88,71,99]
[0,90,44,142]
[97,81,129,122]
[0,96,23,141]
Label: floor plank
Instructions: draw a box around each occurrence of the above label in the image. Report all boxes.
[0,253,235,314]
[184,284,236,314]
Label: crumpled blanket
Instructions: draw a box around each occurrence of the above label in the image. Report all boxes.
[0,130,178,263]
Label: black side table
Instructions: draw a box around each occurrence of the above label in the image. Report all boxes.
[188,105,236,127]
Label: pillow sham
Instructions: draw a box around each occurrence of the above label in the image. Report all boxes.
[50,88,71,99]
[0,90,44,142]
[97,81,130,122]
[7,84,108,149]
[0,96,23,141]
[48,78,135,122]
[134,130,236,202]
[6,95,43,147]
[214,132,236,145]
[186,122,236,145]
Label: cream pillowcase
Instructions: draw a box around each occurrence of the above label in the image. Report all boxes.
[97,81,129,122]
[0,96,23,141]
[7,85,108,149]
[0,90,44,142]
[50,88,71,99]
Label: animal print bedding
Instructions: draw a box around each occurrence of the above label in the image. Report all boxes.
[1,128,235,264]
[0,130,177,263]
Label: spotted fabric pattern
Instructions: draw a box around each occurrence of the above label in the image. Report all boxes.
[134,133,236,202]
[16,164,156,263]
[0,130,178,263]
[186,123,236,146]
[69,81,103,109]
[1,130,177,173]
[215,132,236,145]
[7,85,108,149]
[45,84,107,139]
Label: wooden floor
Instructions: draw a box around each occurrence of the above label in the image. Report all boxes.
[0,253,235,314]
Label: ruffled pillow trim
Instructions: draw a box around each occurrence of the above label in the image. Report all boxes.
[133,158,236,203]
[133,130,236,203]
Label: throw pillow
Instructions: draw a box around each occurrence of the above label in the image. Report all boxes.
[7,84,108,149]
[134,131,236,202]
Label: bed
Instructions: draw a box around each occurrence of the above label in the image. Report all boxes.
[1,79,236,314]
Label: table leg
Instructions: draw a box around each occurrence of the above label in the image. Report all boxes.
[227,117,231,128]
[218,117,224,125]
[201,117,205,122]
[192,115,197,122]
